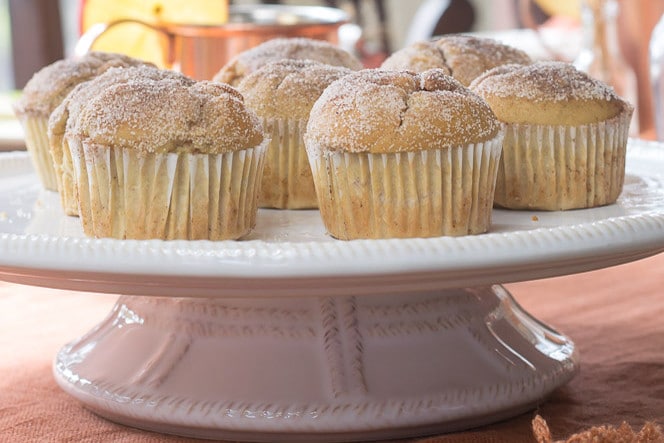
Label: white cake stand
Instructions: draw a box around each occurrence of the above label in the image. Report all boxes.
[1,139,664,441]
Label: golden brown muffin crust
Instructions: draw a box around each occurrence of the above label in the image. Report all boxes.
[237,59,352,120]
[306,68,501,154]
[470,61,630,125]
[49,65,187,141]
[14,51,152,117]
[213,37,363,86]
[69,71,263,154]
[381,41,451,75]
[381,34,532,86]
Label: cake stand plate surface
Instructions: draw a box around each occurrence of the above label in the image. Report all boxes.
[1,140,664,297]
[1,139,664,440]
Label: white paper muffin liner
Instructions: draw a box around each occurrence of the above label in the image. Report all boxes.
[306,134,504,239]
[49,133,79,216]
[495,109,632,210]
[68,139,268,240]
[260,117,317,209]
[21,116,58,190]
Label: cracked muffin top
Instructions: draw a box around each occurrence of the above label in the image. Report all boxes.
[381,35,531,87]
[49,65,187,143]
[305,68,501,154]
[237,59,353,120]
[67,66,263,154]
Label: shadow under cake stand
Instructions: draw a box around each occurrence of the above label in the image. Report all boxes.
[1,139,664,441]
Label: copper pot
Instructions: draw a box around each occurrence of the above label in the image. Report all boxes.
[75,4,351,81]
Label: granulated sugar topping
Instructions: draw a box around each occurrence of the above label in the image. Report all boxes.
[14,51,152,116]
[213,37,363,86]
[437,35,532,86]
[238,59,353,119]
[469,61,631,124]
[306,69,501,153]
[50,65,187,139]
[381,41,450,75]
[470,61,620,102]
[381,34,531,86]
[71,69,263,154]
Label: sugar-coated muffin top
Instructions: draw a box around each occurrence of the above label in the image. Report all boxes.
[49,65,186,140]
[237,59,353,120]
[13,51,152,117]
[381,35,532,86]
[68,67,263,154]
[213,37,363,86]
[305,68,502,154]
[469,61,631,125]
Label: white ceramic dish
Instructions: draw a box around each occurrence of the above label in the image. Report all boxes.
[0,140,663,297]
[1,140,663,441]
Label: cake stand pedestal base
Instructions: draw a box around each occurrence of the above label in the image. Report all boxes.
[54,285,578,442]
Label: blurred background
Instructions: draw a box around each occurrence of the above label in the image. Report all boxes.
[0,0,550,91]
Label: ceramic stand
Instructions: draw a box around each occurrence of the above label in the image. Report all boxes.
[54,285,578,442]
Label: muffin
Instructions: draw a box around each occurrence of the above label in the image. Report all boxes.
[470,61,633,210]
[304,69,504,240]
[381,34,531,86]
[12,51,151,191]
[65,70,267,240]
[213,37,362,86]
[237,59,352,209]
[48,66,184,216]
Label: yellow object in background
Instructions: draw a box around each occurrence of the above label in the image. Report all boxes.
[533,0,581,19]
[79,0,229,67]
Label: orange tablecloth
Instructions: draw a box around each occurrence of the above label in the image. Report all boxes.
[1,253,663,442]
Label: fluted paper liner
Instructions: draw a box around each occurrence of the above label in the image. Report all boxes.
[49,131,79,216]
[494,109,632,210]
[69,140,268,240]
[21,116,58,190]
[260,118,317,209]
[307,135,504,239]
